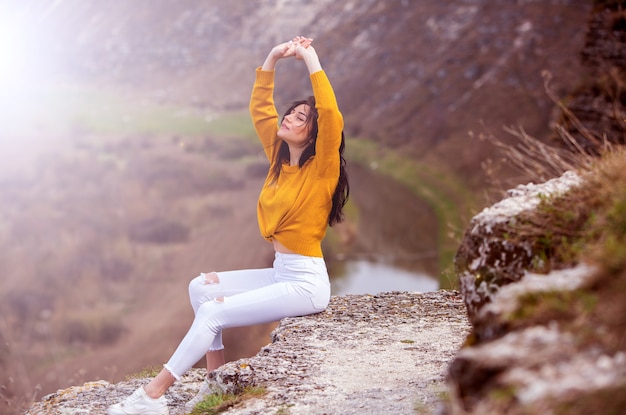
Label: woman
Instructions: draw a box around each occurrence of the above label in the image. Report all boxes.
[107,35,349,415]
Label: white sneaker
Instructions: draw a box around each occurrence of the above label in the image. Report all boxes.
[184,377,222,412]
[107,386,169,415]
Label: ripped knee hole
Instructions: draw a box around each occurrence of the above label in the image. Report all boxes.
[203,272,219,285]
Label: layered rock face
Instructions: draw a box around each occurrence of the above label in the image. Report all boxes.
[447,170,626,414]
[454,171,583,331]
[444,2,626,412]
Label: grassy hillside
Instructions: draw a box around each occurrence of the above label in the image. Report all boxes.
[0,85,447,413]
[0,1,592,189]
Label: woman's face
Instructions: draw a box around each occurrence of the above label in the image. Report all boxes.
[278,104,311,146]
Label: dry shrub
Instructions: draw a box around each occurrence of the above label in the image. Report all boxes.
[127,156,244,197]
[216,136,259,159]
[503,147,626,274]
[579,151,626,267]
[127,217,190,244]
[507,148,626,355]
[245,161,270,178]
[479,71,616,187]
[56,312,126,346]
[574,155,626,353]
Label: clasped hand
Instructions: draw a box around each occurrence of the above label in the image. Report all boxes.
[272,35,315,61]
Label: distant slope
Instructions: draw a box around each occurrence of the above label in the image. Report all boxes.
[11,0,592,188]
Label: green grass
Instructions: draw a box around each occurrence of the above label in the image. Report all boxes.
[125,366,162,381]
[512,149,626,277]
[498,148,626,353]
[507,289,598,326]
[189,387,266,415]
[2,84,256,139]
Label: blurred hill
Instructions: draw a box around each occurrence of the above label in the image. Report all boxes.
[12,0,591,187]
[0,1,597,413]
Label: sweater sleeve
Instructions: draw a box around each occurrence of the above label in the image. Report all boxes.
[250,67,280,163]
[310,70,344,178]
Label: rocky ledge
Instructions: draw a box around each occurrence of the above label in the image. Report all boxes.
[27,291,470,415]
[26,168,626,415]
[446,164,626,414]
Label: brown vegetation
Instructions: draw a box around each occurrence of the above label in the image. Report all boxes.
[0,132,275,413]
[0,1,606,413]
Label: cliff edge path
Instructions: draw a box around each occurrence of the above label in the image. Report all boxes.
[27,291,470,415]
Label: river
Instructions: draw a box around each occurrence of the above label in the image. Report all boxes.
[326,164,441,295]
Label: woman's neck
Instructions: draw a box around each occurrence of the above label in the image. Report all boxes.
[288,145,305,166]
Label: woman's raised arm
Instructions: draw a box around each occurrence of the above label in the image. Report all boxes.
[262,36,312,71]
[294,42,322,75]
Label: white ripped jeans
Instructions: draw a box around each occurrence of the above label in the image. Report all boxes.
[163,252,330,380]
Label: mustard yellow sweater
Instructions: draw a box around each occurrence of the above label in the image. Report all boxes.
[250,68,344,257]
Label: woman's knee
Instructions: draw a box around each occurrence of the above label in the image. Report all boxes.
[195,299,225,331]
[188,275,202,306]
[188,272,222,310]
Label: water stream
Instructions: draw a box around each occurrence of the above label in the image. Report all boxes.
[326,164,441,295]
[331,259,439,295]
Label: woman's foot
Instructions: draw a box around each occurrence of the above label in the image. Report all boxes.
[184,377,222,412]
[107,386,169,415]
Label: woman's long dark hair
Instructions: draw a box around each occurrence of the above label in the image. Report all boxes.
[270,96,349,226]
